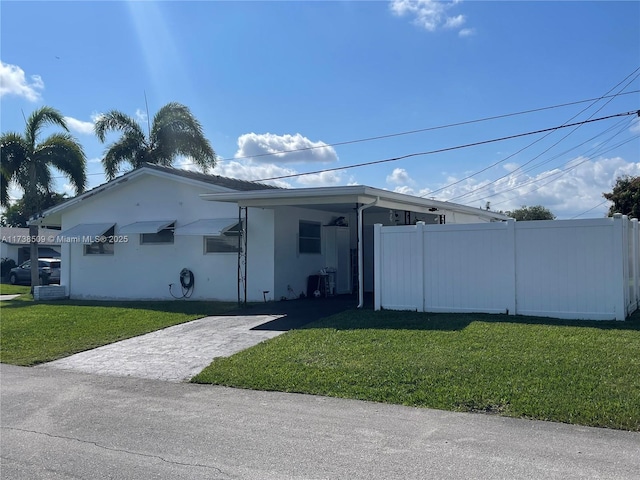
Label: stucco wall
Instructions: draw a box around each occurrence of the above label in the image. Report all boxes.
[60,174,274,301]
[273,206,341,300]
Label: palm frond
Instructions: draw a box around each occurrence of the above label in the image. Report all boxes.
[94,110,146,143]
[1,132,30,206]
[102,135,144,180]
[149,102,215,169]
[36,133,87,194]
[24,106,68,149]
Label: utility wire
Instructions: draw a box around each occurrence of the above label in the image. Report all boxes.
[254,110,640,182]
[571,200,610,219]
[481,133,640,208]
[48,90,640,182]
[458,116,635,205]
[233,90,640,162]
[443,68,640,202]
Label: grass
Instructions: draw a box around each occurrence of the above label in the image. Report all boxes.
[0,283,31,295]
[192,309,640,431]
[0,296,237,365]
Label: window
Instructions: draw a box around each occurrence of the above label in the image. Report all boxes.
[204,233,240,253]
[84,226,115,255]
[299,221,321,254]
[141,226,174,244]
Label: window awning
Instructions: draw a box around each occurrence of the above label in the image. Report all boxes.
[119,220,175,234]
[174,218,239,236]
[56,223,114,243]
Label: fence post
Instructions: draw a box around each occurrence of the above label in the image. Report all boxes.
[506,219,517,315]
[374,223,382,311]
[632,218,639,312]
[612,214,627,320]
[416,222,426,312]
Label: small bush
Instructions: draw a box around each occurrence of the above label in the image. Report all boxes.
[1,258,17,278]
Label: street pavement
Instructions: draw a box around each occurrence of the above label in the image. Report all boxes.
[2,363,639,480]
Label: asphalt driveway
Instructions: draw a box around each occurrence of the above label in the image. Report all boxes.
[39,295,357,382]
[3,363,639,480]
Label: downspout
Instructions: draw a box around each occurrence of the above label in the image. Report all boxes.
[357,197,379,308]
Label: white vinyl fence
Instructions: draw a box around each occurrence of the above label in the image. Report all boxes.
[373,215,640,320]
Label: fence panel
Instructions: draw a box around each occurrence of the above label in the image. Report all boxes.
[514,219,618,320]
[422,222,514,314]
[374,216,638,320]
[375,224,423,311]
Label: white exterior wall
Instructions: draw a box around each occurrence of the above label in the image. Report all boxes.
[60,175,274,301]
[374,216,640,320]
[273,206,341,300]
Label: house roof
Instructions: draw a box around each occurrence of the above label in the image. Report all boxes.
[200,185,511,222]
[31,163,281,226]
[32,164,509,226]
[139,163,281,192]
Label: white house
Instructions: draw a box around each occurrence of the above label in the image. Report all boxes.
[32,164,508,304]
[0,227,62,264]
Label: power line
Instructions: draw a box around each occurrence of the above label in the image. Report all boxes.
[571,200,610,219]
[232,90,640,162]
[443,68,640,202]
[48,90,640,182]
[456,116,635,205]
[483,134,640,209]
[254,110,640,182]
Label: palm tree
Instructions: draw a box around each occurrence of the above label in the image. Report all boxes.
[94,102,216,180]
[1,106,87,287]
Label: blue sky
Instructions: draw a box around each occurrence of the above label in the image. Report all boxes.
[1,0,639,219]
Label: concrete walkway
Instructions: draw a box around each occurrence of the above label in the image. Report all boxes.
[40,314,287,382]
[0,294,20,301]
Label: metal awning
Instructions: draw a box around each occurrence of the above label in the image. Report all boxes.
[119,220,175,234]
[56,223,114,243]
[174,218,239,236]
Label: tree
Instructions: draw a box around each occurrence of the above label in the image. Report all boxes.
[1,192,68,227]
[603,175,640,218]
[505,205,556,221]
[1,106,86,287]
[94,102,216,180]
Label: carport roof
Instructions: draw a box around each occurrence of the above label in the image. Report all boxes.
[200,185,509,221]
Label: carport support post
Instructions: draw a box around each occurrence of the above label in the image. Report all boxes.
[357,198,379,308]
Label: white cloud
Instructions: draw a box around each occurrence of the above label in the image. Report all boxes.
[0,61,44,101]
[235,132,338,164]
[135,108,148,123]
[386,168,415,185]
[630,118,640,134]
[458,28,476,37]
[295,170,345,187]
[212,159,294,189]
[424,156,640,218]
[444,14,465,29]
[64,116,95,135]
[216,130,349,189]
[390,0,470,34]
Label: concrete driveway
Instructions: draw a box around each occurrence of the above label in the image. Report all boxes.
[39,296,357,382]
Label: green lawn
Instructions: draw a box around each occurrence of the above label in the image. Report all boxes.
[0,297,237,365]
[193,309,640,431]
[0,283,31,295]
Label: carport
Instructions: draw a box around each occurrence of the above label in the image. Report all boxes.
[200,186,508,307]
